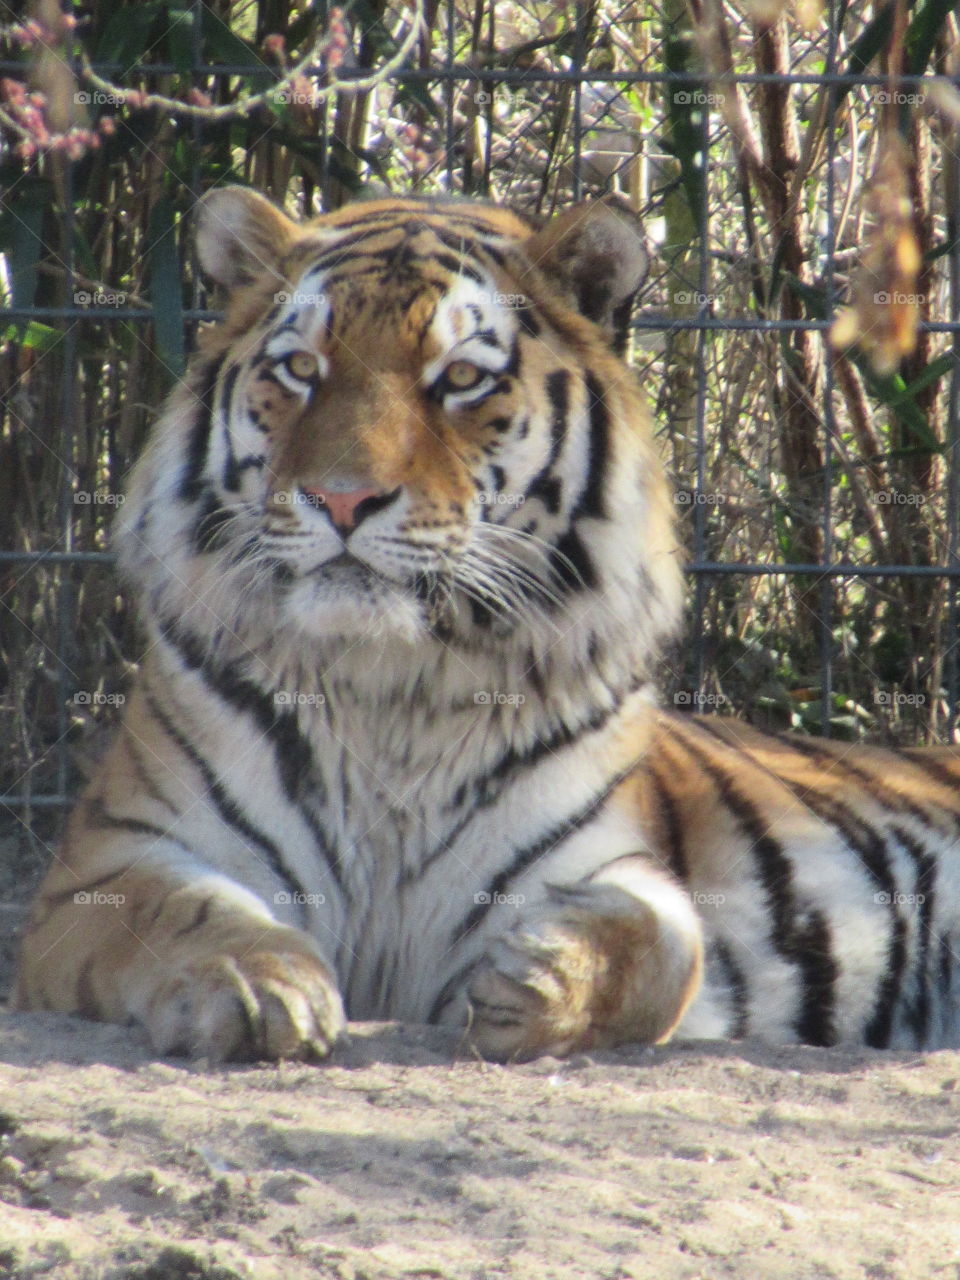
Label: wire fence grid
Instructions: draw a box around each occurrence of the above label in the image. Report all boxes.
[2,0,960,823]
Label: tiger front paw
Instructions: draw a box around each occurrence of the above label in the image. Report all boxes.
[144,947,346,1062]
[466,923,599,1062]
[466,884,703,1062]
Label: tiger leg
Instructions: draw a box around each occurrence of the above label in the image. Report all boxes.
[14,849,345,1062]
[466,856,703,1061]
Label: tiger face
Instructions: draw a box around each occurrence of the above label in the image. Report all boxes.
[118,190,681,661]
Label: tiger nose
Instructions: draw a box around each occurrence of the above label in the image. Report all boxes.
[299,485,390,535]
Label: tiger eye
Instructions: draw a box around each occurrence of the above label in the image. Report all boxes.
[285,350,318,381]
[444,359,482,390]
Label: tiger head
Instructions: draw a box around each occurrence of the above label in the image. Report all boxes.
[118,189,681,676]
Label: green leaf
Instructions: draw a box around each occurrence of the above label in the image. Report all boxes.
[845,4,895,77]
[0,321,59,352]
[147,197,185,382]
[166,7,195,78]
[886,351,954,406]
[200,9,274,88]
[287,3,332,55]
[906,0,956,75]
[395,79,444,122]
[95,1,163,68]
[782,274,828,318]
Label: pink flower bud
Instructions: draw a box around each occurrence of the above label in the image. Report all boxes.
[1,77,27,104]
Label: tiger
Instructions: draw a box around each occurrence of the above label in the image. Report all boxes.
[13,187,960,1062]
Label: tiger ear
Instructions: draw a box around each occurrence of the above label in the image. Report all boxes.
[523,199,649,351]
[195,187,299,291]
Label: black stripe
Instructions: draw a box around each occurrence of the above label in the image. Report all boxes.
[192,488,235,554]
[516,307,540,337]
[42,868,128,910]
[544,370,569,456]
[772,733,960,833]
[145,689,309,903]
[178,355,225,502]
[712,938,749,1038]
[528,475,562,515]
[447,763,637,953]
[579,372,610,520]
[674,730,838,1046]
[158,620,342,894]
[460,674,644,815]
[427,765,638,1024]
[431,249,484,283]
[696,721,915,1048]
[219,364,241,491]
[645,764,688,881]
[525,373,565,513]
[174,896,213,938]
[610,295,634,356]
[550,525,596,591]
[86,796,193,853]
[696,720,916,1046]
[891,825,937,1048]
[777,792,904,1048]
[431,227,490,278]
[890,748,960,798]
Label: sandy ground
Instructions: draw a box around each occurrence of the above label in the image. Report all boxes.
[0,1009,958,1280]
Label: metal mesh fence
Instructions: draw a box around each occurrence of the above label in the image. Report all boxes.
[2,0,960,824]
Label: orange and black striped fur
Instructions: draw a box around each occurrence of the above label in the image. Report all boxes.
[14,188,960,1060]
